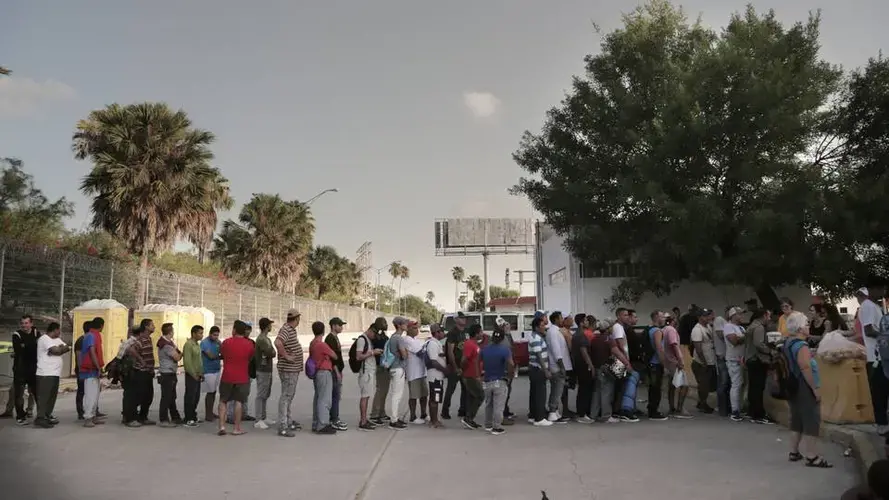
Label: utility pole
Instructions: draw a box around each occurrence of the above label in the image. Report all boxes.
[512,269,535,296]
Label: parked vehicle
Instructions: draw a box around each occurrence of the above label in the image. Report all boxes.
[439,311,531,368]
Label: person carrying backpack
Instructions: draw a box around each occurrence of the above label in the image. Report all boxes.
[782,311,832,469]
[349,319,385,431]
[646,310,668,421]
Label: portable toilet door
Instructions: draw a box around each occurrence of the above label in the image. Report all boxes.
[134,304,182,368]
[70,299,129,376]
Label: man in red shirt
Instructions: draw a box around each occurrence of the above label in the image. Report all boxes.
[217,320,253,436]
[460,323,483,429]
[79,317,106,428]
[309,321,338,435]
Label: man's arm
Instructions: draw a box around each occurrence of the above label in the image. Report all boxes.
[506,354,516,379]
[863,306,879,338]
[262,337,276,358]
[48,344,70,356]
[202,342,219,360]
[167,345,182,362]
[275,337,294,362]
[88,344,101,374]
[546,330,566,373]
[654,329,666,365]
[580,339,594,372]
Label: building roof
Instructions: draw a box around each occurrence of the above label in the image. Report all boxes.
[487,296,536,307]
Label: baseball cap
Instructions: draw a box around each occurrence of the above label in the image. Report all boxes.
[857,287,870,297]
[371,317,388,331]
[286,308,301,319]
[258,317,274,330]
[491,329,505,342]
[329,317,346,326]
[456,311,467,318]
[393,316,408,327]
[533,310,547,320]
[727,306,744,318]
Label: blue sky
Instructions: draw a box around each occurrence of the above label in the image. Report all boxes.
[1,0,886,311]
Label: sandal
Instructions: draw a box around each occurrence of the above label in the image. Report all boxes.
[805,456,833,468]
[231,429,246,436]
[217,429,227,436]
[788,452,803,462]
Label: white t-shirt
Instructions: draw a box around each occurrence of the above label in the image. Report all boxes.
[403,335,427,382]
[712,316,727,358]
[611,322,629,356]
[723,323,746,362]
[36,335,66,377]
[690,323,716,366]
[859,299,884,362]
[426,339,445,382]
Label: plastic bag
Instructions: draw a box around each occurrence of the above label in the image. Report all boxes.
[672,369,687,388]
[815,330,866,363]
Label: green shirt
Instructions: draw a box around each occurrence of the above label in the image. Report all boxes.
[254,333,276,373]
[183,339,203,378]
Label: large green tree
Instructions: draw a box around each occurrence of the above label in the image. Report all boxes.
[0,158,74,243]
[211,193,314,293]
[514,1,845,309]
[301,245,361,301]
[72,102,232,306]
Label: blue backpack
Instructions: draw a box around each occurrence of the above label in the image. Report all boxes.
[380,337,397,369]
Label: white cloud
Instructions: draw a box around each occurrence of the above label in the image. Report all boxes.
[462,91,501,118]
[0,77,77,118]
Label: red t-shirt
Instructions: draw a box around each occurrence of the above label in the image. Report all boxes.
[462,339,481,378]
[310,337,336,372]
[220,336,253,384]
[79,330,105,374]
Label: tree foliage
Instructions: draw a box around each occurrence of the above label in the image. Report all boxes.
[211,193,315,293]
[72,102,232,305]
[399,294,443,325]
[301,245,361,301]
[514,1,858,308]
[0,158,74,243]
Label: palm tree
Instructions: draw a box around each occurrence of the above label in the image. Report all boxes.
[458,293,467,310]
[397,264,410,308]
[0,66,10,76]
[425,290,435,303]
[187,171,233,264]
[303,245,361,300]
[451,266,465,311]
[466,274,483,310]
[211,193,314,293]
[388,261,402,288]
[72,102,230,306]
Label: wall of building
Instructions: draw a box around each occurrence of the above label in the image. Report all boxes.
[538,225,575,313]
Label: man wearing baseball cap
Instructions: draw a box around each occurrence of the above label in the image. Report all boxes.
[324,317,348,431]
[857,287,889,435]
[723,307,746,422]
[253,318,276,430]
[274,308,304,437]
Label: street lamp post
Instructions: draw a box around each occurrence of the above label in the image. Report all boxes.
[400,281,421,315]
[304,188,338,206]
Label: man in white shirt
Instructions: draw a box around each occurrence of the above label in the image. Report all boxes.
[723,307,747,422]
[857,287,888,435]
[690,309,716,414]
[610,307,639,422]
[545,311,571,423]
[712,310,731,417]
[404,322,429,425]
[34,322,70,429]
[425,325,448,428]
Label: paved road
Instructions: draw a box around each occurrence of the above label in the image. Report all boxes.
[0,375,858,500]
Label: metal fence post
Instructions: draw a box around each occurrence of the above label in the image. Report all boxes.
[59,257,67,325]
[109,262,114,299]
[0,246,6,306]
[176,277,181,305]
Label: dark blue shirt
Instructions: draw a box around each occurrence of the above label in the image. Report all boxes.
[648,327,664,365]
[480,343,510,382]
[200,338,221,374]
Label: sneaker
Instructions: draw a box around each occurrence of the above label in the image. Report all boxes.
[533,419,553,427]
[484,426,493,432]
[333,420,348,431]
[380,415,392,422]
[125,421,142,428]
[461,418,480,430]
[547,412,560,422]
[288,421,302,431]
[648,412,668,421]
[389,421,405,431]
[34,418,53,429]
[48,416,60,425]
[243,415,256,422]
[752,418,773,425]
[140,419,156,426]
[96,411,107,418]
[158,421,177,428]
[77,415,85,421]
[25,410,33,419]
[371,417,385,426]
[254,420,269,430]
[673,410,694,420]
[575,416,595,424]
[316,425,337,435]
[619,412,640,423]
[441,412,452,420]
[366,420,378,429]
[83,420,95,428]
[278,429,296,437]
[358,421,375,431]
[698,405,715,414]
[185,420,199,428]
[527,418,535,424]
[490,427,506,436]
[606,416,621,423]
[15,418,29,426]
[555,417,571,424]
[730,412,743,422]
[501,418,515,426]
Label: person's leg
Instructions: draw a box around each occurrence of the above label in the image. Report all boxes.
[547,372,565,417]
[504,377,513,417]
[358,371,375,425]
[442,372,457,417]
[233,400,244,433]
[277,371,297,432]
[13,375,26,420]
[867,364,889,427]
[371,367,390,420]
[716,357,730,416]
[408,393,418,422]
[428,381,441,426]
[169,376,182,422]
[492,382,507,430]
[242,382,251,418]
[747,360,767,421]
[463,378,482,421]
[666,369,677,413]
[76,377,85,419]
[483,383,494,428]
[47,376,59,420]
[621,370,640,414]
[612,377,625,417]
[692,362,707,407]
[458,377,467,417]
[139,371,155,422]
[184,375,197,422]
[83,378,99,422]
[35,376,50,422]
[320,371,333,429]
[158,374,172,423]
[575,370,590,418]
[255,371,271,422]
[330,372,342,423]
[647,364,664,416]
[727,361,744,416]
[530,368,548,422]
[386,368,404,423]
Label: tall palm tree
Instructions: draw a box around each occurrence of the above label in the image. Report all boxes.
[72,102,230,306]
[458,293,467,310]
[211,193,314,293]
[451,266,465,311]
[388,261,402,288]
[187,171,233,264]
[425,290,435,303]
[397,264,410,309]
[466,274,483,310]
[303,245,361,300]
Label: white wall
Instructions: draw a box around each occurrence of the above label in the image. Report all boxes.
[538,226,574,313]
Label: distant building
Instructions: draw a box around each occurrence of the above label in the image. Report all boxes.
[533,223,813,319]
[487,296,537,314]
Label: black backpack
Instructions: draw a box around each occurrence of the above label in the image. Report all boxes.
[349,335,369,373]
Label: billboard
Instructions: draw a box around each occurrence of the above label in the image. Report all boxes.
[434,218,534,256]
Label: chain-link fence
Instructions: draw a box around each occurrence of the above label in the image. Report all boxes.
[0,237,396,346]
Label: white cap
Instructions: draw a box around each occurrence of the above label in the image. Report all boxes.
[727,306,744,318]
[857,287,870,297]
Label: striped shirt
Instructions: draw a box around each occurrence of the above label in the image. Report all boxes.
[276,323,304,373]
[133,335,155,372]
[529,332,549,370]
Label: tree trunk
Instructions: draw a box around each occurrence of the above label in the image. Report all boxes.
[754,281,781,315]
[454,281,459,311]
[136,249,149,309]
[197,244,206,265]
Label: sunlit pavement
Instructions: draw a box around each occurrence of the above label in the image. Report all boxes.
[0,375,857,500]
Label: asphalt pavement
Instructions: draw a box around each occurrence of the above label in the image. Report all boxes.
[0,374,858,500]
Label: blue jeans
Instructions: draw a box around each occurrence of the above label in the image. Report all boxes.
[716,357,731,416]
[312,370,333,431]
[621,370,640,413]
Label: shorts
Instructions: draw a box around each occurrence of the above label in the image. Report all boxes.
[358,371,375,398]
[202,372,220,393]
[218,381,249,404]
[428,380,443,403]
[789,385,821,437]
[408,378,429,399]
